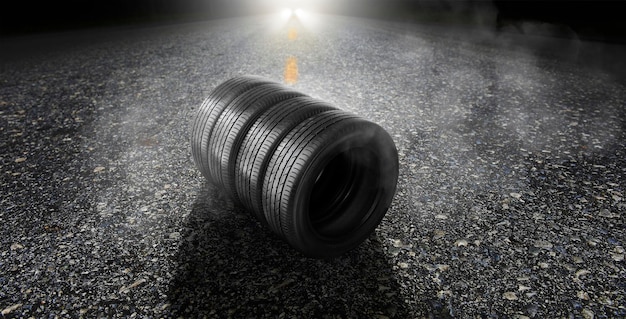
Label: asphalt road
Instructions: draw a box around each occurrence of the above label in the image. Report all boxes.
[1,13,625,318]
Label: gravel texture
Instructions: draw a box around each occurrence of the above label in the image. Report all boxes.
[1,14,625,318]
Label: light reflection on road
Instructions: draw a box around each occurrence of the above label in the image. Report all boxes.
[284,56,298,84]
[288,27,298,40]
[277,10,323,85]
[284,19,300,84]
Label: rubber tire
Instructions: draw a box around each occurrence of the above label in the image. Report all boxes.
[191,76,399,258]
[190,75,273,182]
[208,83,306,204]
[235,97,337,224]
[262,110,399,258]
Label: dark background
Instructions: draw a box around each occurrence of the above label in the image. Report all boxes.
[1,0,625,44]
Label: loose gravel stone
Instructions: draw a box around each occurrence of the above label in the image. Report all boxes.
[503,292,518,301]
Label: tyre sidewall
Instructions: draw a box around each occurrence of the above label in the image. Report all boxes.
[287,119,399,257]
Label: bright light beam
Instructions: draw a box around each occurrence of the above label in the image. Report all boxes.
[281,8,294,20]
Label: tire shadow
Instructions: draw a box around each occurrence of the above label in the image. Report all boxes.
[166,182,411,318]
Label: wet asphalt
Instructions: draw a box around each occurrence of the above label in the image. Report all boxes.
[1,13,625,318]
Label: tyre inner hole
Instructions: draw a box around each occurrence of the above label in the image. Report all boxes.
[309,147,381,239]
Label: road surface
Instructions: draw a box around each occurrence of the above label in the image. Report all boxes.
[1,13,625,318]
